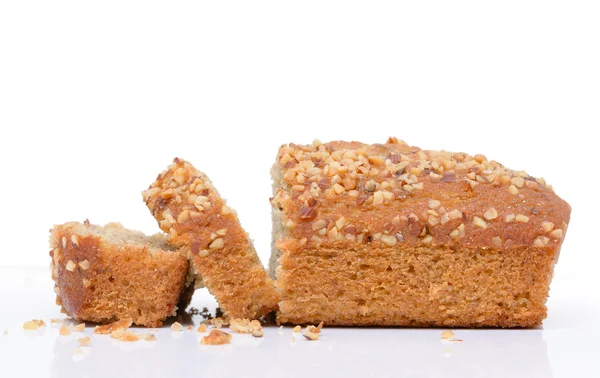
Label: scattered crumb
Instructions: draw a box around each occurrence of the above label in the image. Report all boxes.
[278,325,284,335]
[291,335,296,342]
[50,319,62,324]
[70,323,85,332]
[171,322,184,332]
[94,319,133,335]
[292,325,301,333]
[252,329,264,338]
[200,329,232,345]
[23,319,46,330]
[73,347,83,355]
[441,330,455,340]
[210,317,228,329]
[78,336,90,346]
[59,324,71,336]
[111,329,140,342]
[303,322,323,341]
[197,324,207,333]
[143,333,157,342]
[229,318,262,334]
[3,329,8,336]
[187,325,193,331]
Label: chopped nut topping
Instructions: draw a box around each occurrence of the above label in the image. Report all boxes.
[541,221,555,233]
[428,199,441,209]
[200,329,232,345]
[221,205,232,215]
[550,229,563,239]
[473,216,488,229]
[381,235,397,247]
[23,319,46,330]
[447,209,462,220]
[208,238,224,249]
[508,185,519,195]
[515,214,530,223]
[365,180,376,192]
[216,228,227,236]
[299,206,317,220]
[71,235,79,247]
[171,322,184,332]
[492,236,503,247]
[311,219,327,231]
[373,191,384,205]
[303,322,323,341]
[94,319,133,335]
[65,260,77,272]
[533,236,550,247]
[78,336,90,346]
[78,260,90,270]
[82,279,91,288]
[505,214,515,222]
[511,177,525,188]
[483,208,498,220]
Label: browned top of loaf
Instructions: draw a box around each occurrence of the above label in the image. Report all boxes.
[271,137,571,251]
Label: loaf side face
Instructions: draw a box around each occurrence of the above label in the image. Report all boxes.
[49,221,190,327]
[143,158,280,319]
[271,138,571,327]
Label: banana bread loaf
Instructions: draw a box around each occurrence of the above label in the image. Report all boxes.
[49,221,192,327]
[142,158,279,319]
[270,138,570,327]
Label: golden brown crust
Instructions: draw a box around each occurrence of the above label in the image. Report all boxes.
[142,158,280,319]
[272,138,571,327]
[49,222,190,327]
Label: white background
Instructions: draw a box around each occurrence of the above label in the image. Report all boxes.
[1,2,599,377]
[1,1,597,273]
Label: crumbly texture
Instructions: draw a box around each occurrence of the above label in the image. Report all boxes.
[50,222,191,327]
[271,138,571,327]
[229,318,263,334]
[142,158,280,319]
[200,329,232,345]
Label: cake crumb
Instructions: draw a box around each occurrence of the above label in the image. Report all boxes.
[210,317,228,329]
[200,329,232,345]
[70,323,85,332]
[78,336,90,346]
[303,322,323,341]
[229,318,262,334]
[143,333,157,342]
[441,330,455,340]
[3,329,8,336]
[59,324,71,336]
[111,329,140,342]
[292,325,301,333]
[171,322,184,332]
[197,323,208,333]
[50,319,62,324]
[252,329,264,338]
[23,319,46,330]
[94,319,133,335]
[187,325,193,331]
[291,335,296,342]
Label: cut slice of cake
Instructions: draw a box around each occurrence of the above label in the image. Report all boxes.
[142,158,279,319]
[49,221,192,327]
[270,138,570,327]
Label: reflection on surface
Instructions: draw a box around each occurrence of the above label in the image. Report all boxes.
[51,325,553,378]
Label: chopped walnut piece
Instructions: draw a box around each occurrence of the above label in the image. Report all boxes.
[483,208,498,220]
[171,322,184,332]
[472,216,488,229]
[94,319,133,335]
[111,329,140,342]
[78,260,90,270]
[541,221,555,233]
[550,229,563,239]
[200,329,232,345]
[441,330,455,340]
[78,336,90,346]
[65,260,77,272]
[59,324,71,336]
[23,319,46,330]
[303,322,323,341]
[515,214,530,223]
[292,325,302,333]
[229,318,262,334]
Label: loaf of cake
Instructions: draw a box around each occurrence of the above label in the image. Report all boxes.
[270,138,570,327]
[49,221,192,327]
[142,158,280,319]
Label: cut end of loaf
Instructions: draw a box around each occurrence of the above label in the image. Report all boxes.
[49,221,191,327]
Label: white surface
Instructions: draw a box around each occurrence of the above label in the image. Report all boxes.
[1,268,598,378]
